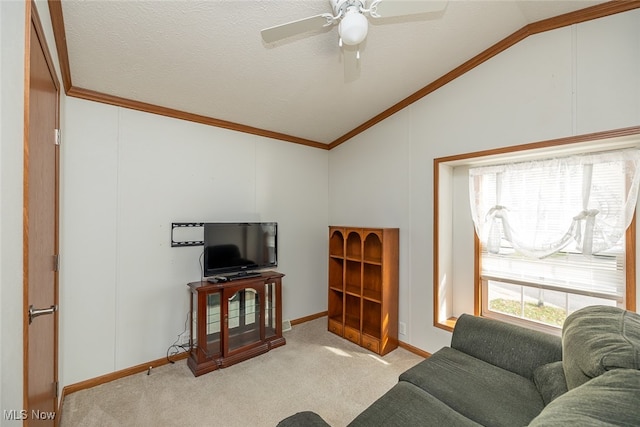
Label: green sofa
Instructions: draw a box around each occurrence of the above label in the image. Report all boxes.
[278,306,640,426]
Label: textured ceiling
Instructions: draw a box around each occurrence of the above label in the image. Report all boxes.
[60,0,607,145]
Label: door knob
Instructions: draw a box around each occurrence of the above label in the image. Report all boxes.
[28,304,57,324]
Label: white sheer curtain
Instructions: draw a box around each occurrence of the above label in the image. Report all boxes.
[469,149,640,259]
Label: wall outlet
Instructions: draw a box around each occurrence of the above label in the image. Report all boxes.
[399,322,407,335]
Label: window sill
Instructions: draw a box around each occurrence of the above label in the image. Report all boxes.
[437,313,562,337]
[435,317,457,332]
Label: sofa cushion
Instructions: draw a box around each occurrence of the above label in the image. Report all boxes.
[533,361,568,405]
[562,306,640,389]
[451,314,562,380]
[528,369,640,426]
[348,381,482,427]
[400,347,545,427]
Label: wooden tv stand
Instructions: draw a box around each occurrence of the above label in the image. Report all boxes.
[187,271,285,377]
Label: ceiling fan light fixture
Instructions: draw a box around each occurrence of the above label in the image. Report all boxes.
[338,9,368,46]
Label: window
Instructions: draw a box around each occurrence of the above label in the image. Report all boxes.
[433,129,640,333]
[469,149,640,331]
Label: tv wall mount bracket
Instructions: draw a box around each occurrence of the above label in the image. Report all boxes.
[171,222,204,247]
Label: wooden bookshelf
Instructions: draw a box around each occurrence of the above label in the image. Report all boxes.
[327,227,399,355]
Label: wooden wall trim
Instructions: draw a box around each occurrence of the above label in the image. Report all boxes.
[398,341,431,359]
[48,0,639,150]
[59,311,326,401]
[60,352,189,399]
[47,0,69,93]
[67,86,329,150]
[32,2,60,92]
[626,212,637,312]
[473,232,481,316]
[46,0,327,150]
[56,310,432,410]
[436,126,640,164]
[23,0,32,417]
[527,0,640,34]
[290,310,328,326]
[432,155,441,329]
[328,1,640,149]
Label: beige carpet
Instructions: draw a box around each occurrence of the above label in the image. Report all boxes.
[59,317,424,427]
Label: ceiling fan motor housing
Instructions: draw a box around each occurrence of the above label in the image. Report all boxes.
[333,0,368,46]
[331,0,362,16]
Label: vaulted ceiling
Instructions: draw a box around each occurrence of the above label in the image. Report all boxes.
[50,1,637,148]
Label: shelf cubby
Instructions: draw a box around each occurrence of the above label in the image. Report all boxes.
[346,231,362,260]
[363,263,382,302]
[345,260,362,296]
[328,289,344,322]
[329,229,345,257]
[363,232,383,263]
[328,257,344,291]
[362,300,382,339]
[345,294,361,330]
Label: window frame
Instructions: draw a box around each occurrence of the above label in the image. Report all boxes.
[433,127,640,332]
[476,220,634,334]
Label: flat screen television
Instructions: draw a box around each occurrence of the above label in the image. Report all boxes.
[203,222,277,277]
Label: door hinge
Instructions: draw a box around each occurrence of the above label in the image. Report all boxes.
[53,254,60,272]
[55,129,61,146]
[54,381,59,398]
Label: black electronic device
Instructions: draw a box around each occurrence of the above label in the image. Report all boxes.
[203,222,277,278]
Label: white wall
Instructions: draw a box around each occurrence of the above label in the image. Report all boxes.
[329,10,640,354]
[45,3,640,392]
[0,0,26,416]
[60,99,329,386]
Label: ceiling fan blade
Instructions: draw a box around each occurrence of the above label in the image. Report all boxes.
[369,0,448,19]
[261,13,336,43]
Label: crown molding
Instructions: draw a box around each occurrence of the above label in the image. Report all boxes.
[66,86,329,149]
[48,1,640,150]
[328,1,640,149]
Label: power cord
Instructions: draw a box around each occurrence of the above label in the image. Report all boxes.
[166,310,191,364]
[166,343,191,364]
[166,250,205,364]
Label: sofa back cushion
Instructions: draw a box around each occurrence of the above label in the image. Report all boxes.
[562,305,640,390]
[528,369,640,427]
[451,314,562,380]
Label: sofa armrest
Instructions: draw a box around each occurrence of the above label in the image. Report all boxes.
[451,314,562,380]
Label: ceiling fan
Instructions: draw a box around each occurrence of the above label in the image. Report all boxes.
[261,0,448,56]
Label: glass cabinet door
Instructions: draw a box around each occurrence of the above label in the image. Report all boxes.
[195,291,221,357]
[265,282,277,338]
[226,287,261,354]
[206,292,221,355]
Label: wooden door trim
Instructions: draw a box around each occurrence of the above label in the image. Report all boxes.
[29,2,60,92]
[24,0,61,422]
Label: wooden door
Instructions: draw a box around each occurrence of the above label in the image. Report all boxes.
[24,4,60,425]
